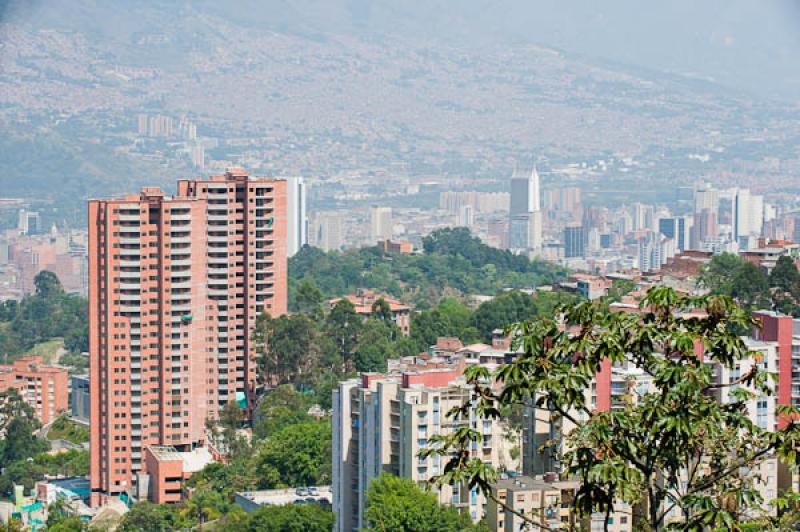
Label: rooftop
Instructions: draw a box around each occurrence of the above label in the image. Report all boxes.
[236,486,332,507]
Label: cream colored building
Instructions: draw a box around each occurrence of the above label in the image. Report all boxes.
[332,356,521,532]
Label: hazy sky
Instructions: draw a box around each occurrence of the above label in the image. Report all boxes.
[2,0,800,100]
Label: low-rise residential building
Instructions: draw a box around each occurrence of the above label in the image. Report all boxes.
[0,355,68,424]
[486,475,576,531]
[139,446,215,504]
[379,239,413,254]
[328,289,412,336]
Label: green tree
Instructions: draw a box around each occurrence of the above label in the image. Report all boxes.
[424,287,800,530]
[768,255,800,293]
[731,261,770,309]
[326,299,362,369]
[254,313,330,385]
[354,319,397,373]
[34,270,63,297]
[255,421,331,489]
[0,416,48,467]
[184,459,259,498]
[698,252,746,296]
[0,271,88,357]
[470,290,578,341]
[215,503,334,532]
[253,384,313,440]
[117,502,183,532]
[295,280,324,318]
[371,297,393,322]
[364,473,478,532]
[289,228,566,308]
[178,487,231,525]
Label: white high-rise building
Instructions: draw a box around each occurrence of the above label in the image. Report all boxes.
[286,177,308,257]
[310,212,344,251]
[508,166,542,253]
[370,206,393,242]
[732,188,764,248]
[694,183,719,214]
[458,205,474,227]
[17,209,41,235]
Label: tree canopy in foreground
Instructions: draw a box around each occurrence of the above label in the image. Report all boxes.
[423,287,800,531]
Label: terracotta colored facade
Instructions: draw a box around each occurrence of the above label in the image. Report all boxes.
[379,239,413,254]
[329,289,411,336]
[88,169,287,506]
[752,311,796,429]
[0,355,68,424]
[143,447,185,504]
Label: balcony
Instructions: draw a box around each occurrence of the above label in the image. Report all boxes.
[170,236,192,245]
[119,212,142,222]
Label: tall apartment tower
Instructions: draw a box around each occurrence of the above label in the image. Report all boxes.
[286,177,308,257]
[88,169,287,506]
[508,166,542,254]
[658,216,693,252]
[370,206,393,243]
[733,188,764,249]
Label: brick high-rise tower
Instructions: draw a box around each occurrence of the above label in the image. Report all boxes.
[88,169,287,505]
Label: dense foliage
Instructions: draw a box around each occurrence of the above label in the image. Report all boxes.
[699,253,771,310]
[288,228,567,309]
[257,285,575,387]
[700,252,800,318]
[363,473,484,532]
[47,415,90,444]
[0,389,88,496]
[0,271,88,358]
[424,287,800,530]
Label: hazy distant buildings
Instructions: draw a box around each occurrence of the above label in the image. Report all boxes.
[458,205,474,227]
[733,188,764,249]
[439,191,509,214]
[286,177,308,257]
[632,203,655,232]
[563,225,586,258]
[370,206,393,242]
[311,212,345,251]
[658,216,692,252]
[508,166,543,254]
[17,209,40,235]
[189,144,205,169]
[639,232,675,272]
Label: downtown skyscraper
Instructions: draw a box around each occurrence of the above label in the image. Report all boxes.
[286,176,308,258]
[88,168,287,506]
[508,166,543,255]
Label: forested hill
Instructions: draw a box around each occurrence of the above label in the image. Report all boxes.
[288,228,567,309]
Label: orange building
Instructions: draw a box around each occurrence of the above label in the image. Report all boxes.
[142,445,214,504]
[329,289,411,336]
[0,355,68,425]
[379,239,413,254]
[88,169,287,506]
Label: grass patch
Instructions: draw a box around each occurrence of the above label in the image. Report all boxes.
[47,415,89,444]
[23,338,64,364]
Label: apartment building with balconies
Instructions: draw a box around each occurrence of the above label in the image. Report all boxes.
[88,169,286,506]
